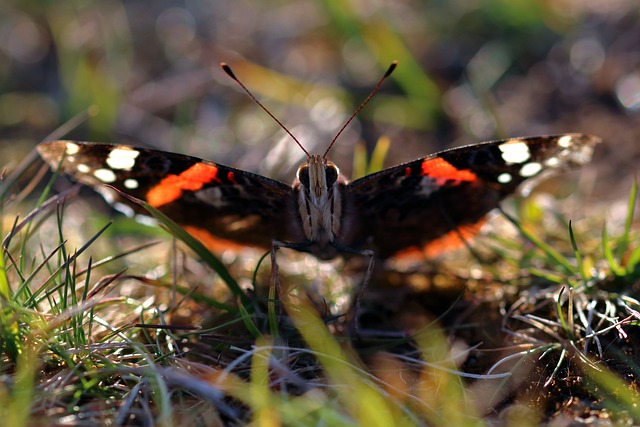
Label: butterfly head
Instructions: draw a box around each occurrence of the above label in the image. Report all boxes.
[296,155,340,199]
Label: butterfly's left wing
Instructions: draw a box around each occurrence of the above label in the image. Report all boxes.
[343,134,600,259]
[37,140,298,251]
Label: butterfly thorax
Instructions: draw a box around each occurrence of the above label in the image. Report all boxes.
[294,155,345,259]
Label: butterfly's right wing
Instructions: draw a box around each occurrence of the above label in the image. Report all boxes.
[343,134,600,259]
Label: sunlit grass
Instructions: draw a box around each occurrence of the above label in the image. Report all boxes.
[1,140,638,426]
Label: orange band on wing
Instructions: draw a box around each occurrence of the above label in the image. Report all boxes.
[421,158,477,182]
[147,163,221,207]
[393,219,486,260]
[182,225,260,253]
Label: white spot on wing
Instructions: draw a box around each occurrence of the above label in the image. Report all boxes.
[65,143,80,155]
[544,157,560,167]
[497,173,512,184]
[557,135,573,148]
[93,168,117,183]
[106,148,140,170]
[520,162,543,177]
[77,164,90,173]
[499,140,531,164]
[124,179,139,189]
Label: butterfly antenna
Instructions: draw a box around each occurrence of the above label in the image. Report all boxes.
[322,60,398,159]
[220,63,311,158]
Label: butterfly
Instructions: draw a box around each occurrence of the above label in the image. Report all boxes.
[37,133,599,262]
[37,63,600,271]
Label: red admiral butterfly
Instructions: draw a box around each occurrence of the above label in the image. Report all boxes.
[37,63,600,272]
[37,134,599,260]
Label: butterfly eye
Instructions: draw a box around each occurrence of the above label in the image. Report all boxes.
[296,164,310,188]
[325,162,339,186]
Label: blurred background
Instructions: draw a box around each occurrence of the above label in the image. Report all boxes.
[1,0,638,201]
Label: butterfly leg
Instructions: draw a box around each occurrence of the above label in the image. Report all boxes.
[270,239,313,306]
[332,244,375,335]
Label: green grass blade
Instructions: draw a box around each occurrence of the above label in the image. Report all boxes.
[352,142,367,180]
[367,136,391,175]
[120,193,248,305]
[527,267,568,284]
[0,216,9,298]
[626,246,640,277]
[352,136,391,179]
[21,221,112,304]
[555,287,572,339]
[617,178,637,261]
[500,208,576,276]
[568,221,587,281]
[267,281,280,340]
[238,300,262,339]
[285,294,404,426]
[601,223,625,276]
[5,337,38,427]
[250,337,278,424]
